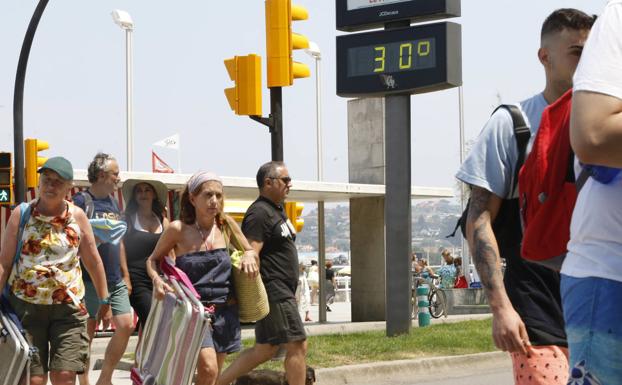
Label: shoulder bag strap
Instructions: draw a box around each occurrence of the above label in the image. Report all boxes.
[494,104,531,196]
[14,202,32,266]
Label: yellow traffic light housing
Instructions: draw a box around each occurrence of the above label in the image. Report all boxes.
[224,54,262,116]
[0,152,13,206]
[224,200,253,223]
[265,0,310,87]
[284,201,304,233]
[25,138,49,188]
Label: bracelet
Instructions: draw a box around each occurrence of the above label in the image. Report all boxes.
[99,296,111,305]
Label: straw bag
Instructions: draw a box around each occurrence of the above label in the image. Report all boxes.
[224,220,269,322]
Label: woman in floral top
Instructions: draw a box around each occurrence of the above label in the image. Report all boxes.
[0,157,110,385]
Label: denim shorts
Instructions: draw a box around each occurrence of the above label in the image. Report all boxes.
[561,274,622,385]
[83,280,132,319]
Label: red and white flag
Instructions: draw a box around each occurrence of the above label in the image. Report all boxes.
[152,151,174,173]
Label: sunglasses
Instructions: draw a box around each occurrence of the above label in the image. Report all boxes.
[270,176,292,184]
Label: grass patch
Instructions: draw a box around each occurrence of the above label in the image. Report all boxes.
[225,318,495,370]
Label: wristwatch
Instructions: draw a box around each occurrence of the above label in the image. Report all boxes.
[99,296,111,305]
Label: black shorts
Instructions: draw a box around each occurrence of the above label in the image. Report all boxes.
[255,298,306,345]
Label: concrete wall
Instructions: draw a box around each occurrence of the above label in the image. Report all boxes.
[348,98,386,321]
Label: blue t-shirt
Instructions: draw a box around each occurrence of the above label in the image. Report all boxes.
[456,93,548,199]
[73,191,122,285]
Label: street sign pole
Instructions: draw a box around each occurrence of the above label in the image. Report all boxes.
[384,19,413,337]
[270,87,284,162]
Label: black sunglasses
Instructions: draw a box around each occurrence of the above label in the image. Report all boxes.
[270,176,292,184]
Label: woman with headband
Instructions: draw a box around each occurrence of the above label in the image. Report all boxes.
[146,171,259,385]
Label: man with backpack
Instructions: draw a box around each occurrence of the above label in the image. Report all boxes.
[455,9,594,384]
[562,2,622,382]
[74,153,133,385]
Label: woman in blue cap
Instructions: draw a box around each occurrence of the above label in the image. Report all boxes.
[0,156,111,385]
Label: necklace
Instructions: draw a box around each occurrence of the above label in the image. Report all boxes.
[195,221,216,251]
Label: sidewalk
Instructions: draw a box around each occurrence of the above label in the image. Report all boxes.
[88,301,493,384]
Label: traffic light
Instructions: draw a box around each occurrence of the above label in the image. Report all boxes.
[265,0,310,87]
[224,54,262,116]
[284,201,304,233]
[0,152,13,206]
[224,200,253,223]
[24,138,49,188]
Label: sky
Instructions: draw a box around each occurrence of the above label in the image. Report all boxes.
[0,1,605,194]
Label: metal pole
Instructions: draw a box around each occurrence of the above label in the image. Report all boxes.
[13,0,50,203]
[318,201,326,322]
[126,29,134,171]
[315,56,323,181]
[270,87,284,161]
[458,86,469,281]
[384,20,412,337]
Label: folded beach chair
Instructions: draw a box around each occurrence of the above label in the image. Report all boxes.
[132,260,211,385]
[0,297,31,385]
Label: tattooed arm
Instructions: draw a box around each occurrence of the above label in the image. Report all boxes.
[466,186,529,354]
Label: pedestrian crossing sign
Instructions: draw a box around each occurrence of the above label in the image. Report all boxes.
[0,187,11,204]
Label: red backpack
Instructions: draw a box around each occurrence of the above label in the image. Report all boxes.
[518,90,588,270]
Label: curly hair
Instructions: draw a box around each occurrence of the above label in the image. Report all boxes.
[87,152,116,183]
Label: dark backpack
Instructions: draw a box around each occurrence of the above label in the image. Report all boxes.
[518,90,589,270]
[448,105,530,256]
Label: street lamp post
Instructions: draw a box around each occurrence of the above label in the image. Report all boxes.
[111,9,134,171]
[305,42,327,322]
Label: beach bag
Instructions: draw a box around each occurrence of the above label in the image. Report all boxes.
[224,219,269,323]
[518,90,589,271]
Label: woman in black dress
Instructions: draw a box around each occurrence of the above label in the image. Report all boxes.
[122,179,169,331]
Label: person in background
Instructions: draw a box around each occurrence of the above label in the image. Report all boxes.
[0,157,111,385]
[296,263,312,322]
[307,260,319,305]
[325,260,336,312]
[74,153,133,385]
[121,179,169,332]
[437,250,457,289]
[453,257,468,289]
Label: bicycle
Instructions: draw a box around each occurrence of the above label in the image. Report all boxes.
[411,274,447,319]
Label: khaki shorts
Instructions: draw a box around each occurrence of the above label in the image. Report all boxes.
[8,292,89,375]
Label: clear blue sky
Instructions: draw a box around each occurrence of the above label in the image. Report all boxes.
[0,1,605,190]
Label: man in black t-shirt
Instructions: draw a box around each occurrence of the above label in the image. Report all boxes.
[217,161,307,385]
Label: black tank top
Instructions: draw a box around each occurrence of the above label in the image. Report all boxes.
[124,223,162,289]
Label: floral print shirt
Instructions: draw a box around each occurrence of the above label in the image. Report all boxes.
[9,201,84,305]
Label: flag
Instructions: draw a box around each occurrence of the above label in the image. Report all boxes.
[152,151,174,173]
[153,133,180,150]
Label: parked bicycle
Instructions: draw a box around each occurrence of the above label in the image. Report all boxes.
[411,273,447,319]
